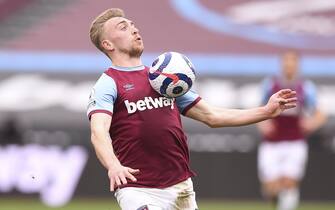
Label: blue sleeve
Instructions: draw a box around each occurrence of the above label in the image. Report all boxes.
[87,73,117,118]
[303,80,317,112]
[176,89,201,115]
[261,78,273,105]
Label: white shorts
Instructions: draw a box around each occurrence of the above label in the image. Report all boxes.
[114,178,198,210]
[258,141,308,182]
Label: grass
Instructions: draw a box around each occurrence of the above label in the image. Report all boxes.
[0,198,334,210]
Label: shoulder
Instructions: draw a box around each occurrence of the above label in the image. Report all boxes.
[302,79,315,87]
[302,79,317,95]
[103,68,118,79]
[94,73,117,88]
[91,72,118,100]
[261,77,276,89]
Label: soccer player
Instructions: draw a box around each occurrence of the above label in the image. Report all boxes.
[257,51,327,210]
[87,8,297,210]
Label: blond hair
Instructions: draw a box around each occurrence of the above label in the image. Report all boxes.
[89,8,125,53]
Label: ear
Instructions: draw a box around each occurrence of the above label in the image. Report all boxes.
[101,39,114,51]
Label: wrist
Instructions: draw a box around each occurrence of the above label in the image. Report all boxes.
[107,159,121,170]
[260,105,273,120]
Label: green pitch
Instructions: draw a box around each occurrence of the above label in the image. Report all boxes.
[0,198,334,210]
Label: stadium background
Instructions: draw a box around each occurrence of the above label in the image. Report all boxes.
[0,0,335,209]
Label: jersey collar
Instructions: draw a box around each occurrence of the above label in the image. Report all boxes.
[110,64,145,71]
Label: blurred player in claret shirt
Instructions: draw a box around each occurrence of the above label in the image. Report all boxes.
[257,51,327,210]
[87,8,297,210]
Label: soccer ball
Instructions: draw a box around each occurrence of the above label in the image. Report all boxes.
[148,52,196,98]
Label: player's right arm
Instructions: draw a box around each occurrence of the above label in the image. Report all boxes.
[88,73,139,191]
[300,80,327,135]
[90,113,139,191]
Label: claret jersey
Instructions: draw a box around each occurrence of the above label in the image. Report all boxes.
[261,76,317,142]
[87,65,201,188]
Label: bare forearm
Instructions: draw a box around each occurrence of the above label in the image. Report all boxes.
[303,109,328,133]
[313,110,327,130]
[91,133,120,170]
[210,106,270,127]
[187,90,297,128]
[90,113,121,170]
[89,113,140,191]
[186,100,274,128]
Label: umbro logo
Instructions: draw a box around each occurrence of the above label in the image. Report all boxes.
[123,83,134,91]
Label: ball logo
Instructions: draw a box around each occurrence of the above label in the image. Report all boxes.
[171,0,335,49]
[152,71,180,85]
[124,96,175,114]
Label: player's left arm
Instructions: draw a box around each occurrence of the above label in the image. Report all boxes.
[300,81,327,134]
[257,77,277,137]
[185,89,297,127]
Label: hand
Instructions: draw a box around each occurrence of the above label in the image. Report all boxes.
[108,163,140,191]
[265,89,297,118]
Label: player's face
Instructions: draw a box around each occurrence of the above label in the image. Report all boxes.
[102,17,144,57]
[282,52,299,80]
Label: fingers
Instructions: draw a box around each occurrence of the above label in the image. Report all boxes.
[278,97,298,104]
[286,97,297,103]
[277,89,297,101]
[278,89,295,96]
[267,89,298,117]
[115,175,122,187]
[109,167,140,191]
[109,175,124,192]
[277,97,297,111]
[283,103,297,109]
[128,168,140,174]
[281,92,296,99]
[110,177,115,191]
[119,174,128,185]
[125,168,140,182]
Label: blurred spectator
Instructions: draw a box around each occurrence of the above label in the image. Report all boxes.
[0,116,23,145]
[257,51,327,210]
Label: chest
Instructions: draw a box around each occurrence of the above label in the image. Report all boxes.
[114,70,158,103]
[271,79,306,115]
[110,69,176,115]
[272,79,305,105]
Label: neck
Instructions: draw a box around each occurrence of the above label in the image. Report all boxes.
[285,73,297,81]
[109,52,143,67]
